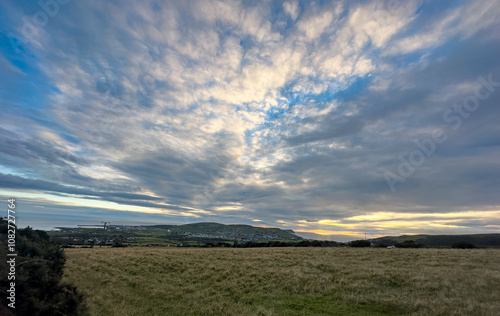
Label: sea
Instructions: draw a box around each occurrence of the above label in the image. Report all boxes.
[14,216,180,231]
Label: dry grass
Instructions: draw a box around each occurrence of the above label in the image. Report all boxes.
[63,247,500,316]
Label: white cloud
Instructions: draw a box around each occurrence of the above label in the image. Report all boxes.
[347,2,417,48]
[298,10,335,40]
[283,0,299,21]
[387,0,500,55]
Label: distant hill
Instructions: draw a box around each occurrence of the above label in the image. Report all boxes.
[372,234,500,247]
[147,222,303,242]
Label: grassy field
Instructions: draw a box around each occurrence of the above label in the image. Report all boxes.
[63,247,500,316]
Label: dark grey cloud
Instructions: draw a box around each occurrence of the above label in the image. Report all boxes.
[0,127,87,167]
[0,173,161,202]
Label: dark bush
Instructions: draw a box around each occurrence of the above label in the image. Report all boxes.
[452,241,476,249]
[0,218,86,316]
[112,242,128,247]
[232,239,341,248]
[348,240,371,247]
[395,240,424,248]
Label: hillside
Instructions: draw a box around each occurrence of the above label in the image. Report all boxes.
[372,234,500,247]
[148,222,303,241]
[49,222,302,246]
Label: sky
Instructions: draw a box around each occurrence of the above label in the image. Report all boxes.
[0,0,499,241]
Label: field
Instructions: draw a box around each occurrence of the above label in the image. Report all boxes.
[63,247,500,316]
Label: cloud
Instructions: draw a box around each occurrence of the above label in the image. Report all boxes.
[297,6,335,40]
[283,0,299,21]
[386,0,500,55]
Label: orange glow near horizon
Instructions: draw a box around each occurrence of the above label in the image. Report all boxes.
[295,229,367,237]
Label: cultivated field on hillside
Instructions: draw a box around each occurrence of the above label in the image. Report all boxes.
[63,247,500,316]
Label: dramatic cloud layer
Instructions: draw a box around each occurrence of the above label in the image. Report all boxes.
[1,0,499,240]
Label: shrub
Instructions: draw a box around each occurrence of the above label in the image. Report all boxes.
[348,240,371,247]
[395,240,424,248]
[0,218,86,315]
[452,241,476,249]
[112,242,128,247]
